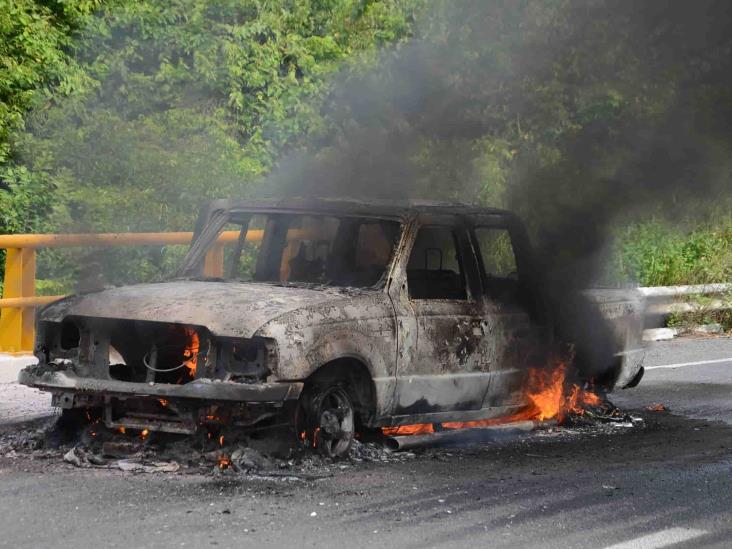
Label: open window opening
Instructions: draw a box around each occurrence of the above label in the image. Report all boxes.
[474,226,520,303]
[196,213,400,289]
[407,226,467,300]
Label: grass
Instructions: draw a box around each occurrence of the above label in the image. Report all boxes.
[611,216,732,287]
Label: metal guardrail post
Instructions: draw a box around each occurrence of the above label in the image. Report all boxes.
[0,247,36,354]
[203,243,225,278]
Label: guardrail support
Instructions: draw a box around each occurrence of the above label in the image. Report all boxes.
[0,248,36,354]
[203,243,225,278]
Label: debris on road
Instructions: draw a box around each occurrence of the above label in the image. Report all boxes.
[0,393,649,482]
[115,459,180,473]
[62,445,181,473]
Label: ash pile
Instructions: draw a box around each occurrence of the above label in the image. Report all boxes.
[0,413,415,480]
[0,393,648,477]
[562,399,645,429]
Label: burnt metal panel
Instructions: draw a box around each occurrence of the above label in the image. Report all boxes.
[39,281,370,340]
[19,367,303,402]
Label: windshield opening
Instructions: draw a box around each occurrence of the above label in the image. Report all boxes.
[185,212,401,288]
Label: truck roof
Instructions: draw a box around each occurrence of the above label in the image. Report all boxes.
[205,197,515,220]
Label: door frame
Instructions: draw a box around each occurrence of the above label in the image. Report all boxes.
[388,213,495,420]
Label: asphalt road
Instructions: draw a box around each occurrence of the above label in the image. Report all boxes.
[612,336,732,424]
[1,336,731,549]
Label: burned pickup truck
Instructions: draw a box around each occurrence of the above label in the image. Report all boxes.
[20,199,645,457]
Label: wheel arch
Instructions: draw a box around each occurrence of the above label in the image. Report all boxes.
[305,356,378,427]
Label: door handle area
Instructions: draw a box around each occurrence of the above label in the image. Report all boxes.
[470,318,490,336]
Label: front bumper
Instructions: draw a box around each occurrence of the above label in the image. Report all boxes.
[19,367,303,403]
[20,366,304,434]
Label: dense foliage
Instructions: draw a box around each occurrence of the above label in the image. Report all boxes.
[1,0,419,289]
[1,0,730,292]
[1,0,99,257]
[612,217,732,287]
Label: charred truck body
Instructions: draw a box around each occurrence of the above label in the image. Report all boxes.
[20,199,645,456]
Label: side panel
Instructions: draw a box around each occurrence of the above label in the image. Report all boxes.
[255,293,398,418]
[391,216,494,416]
[468,214,551,410]
[394,300,490,413]
[479,300,547,409]
[581,289,646,388]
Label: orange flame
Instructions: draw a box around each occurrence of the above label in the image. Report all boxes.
[218,455,232,469]
[383,360,602,436]
[382,423,435,437]
[182,329,199,377]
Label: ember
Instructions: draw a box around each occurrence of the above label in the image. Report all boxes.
[382,424,435,436]
[298,427,323,449]
[383,360,603,436]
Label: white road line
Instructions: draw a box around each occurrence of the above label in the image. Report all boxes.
[602,527,707,549]
[645,357,732,370]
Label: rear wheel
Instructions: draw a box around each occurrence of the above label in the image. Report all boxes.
[297,384,355,458]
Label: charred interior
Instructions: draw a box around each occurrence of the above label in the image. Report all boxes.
[37,317,275,385]
[33,316,284,434]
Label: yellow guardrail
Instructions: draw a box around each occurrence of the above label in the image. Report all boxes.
[0,230,263,354]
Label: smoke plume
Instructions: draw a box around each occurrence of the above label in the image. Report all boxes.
[259,0,732,382]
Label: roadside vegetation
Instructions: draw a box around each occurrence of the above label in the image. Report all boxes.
[611,216,732,287]
[1,0,730,293]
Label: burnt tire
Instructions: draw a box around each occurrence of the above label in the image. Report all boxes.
[297,384,355,458]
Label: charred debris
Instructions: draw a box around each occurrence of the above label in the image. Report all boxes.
[0,391,644,478]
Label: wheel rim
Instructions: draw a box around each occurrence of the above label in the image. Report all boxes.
[305,386,355,458]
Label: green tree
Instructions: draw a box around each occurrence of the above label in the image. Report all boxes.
[2,0,731,291]
[18,0,418,234]
[1,0,102,288]
[4,0,418,288]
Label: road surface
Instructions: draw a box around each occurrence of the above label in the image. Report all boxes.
[0,336,730,549]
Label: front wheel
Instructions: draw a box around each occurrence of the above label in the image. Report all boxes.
[297,384,355,458]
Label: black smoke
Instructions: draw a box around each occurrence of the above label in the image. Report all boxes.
[260,0,732,383]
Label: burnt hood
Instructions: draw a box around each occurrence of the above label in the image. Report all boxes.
[39,281,351,339]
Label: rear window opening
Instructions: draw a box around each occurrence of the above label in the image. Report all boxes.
[474,226,521,303]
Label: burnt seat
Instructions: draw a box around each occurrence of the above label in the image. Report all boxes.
[407,269,466,300]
